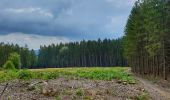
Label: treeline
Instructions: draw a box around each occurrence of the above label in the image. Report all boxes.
[0,38,127,69]
[124,0,170,80]
[0,43,37,69]
[37,39,127,68]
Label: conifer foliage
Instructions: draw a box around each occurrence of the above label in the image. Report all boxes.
[124,0,170,80]
[0,43,37,69]
[0,39,127,69]
[37,39,127,68]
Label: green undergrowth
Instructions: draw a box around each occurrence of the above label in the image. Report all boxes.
[0,67,136,84]
[136,92,150,100]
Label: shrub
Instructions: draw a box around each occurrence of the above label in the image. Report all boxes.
[18,70,33,80]
[8,52,21,69]
[3,60,15,70]
[136,92,149,100]
[76,88,84,96]
[42,72,59,80]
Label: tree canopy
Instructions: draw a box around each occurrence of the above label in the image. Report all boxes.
[37,38,127,68]
[124,0,170,80]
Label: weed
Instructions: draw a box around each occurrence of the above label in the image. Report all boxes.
[56,96,61,100]
[76,88,84,96]
[18,70,33,80]
[62,89,72,95]
[7,96,11,100]
[0,67,135,84]
[41,72,59,80]
[136,92,149,100]
[84,96,92,100]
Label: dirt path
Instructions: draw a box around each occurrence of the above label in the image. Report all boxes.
[135,76,170,100]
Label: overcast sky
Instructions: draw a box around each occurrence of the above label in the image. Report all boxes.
[0,0,136,49]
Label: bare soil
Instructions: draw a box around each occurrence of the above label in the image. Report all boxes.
[0,77,147,100]
[135,76,170,100]
[0,76,169,100]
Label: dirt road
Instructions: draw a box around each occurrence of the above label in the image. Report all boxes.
[135,76,170,100]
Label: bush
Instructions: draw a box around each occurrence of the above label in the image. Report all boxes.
[136,92,149,100]
[42,72,59,80]
[76,88,84,96]
[18,70,33,80]
[3,60,15,70]
[8,52,21,69]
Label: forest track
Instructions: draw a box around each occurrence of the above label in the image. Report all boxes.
[135,76,170,100]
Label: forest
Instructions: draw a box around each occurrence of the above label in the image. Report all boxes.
[0,38,126,69]
[0,43,37,69]
[124,0,170,80]
[37,39,126,68]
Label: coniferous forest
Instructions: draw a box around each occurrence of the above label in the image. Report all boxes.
[0,38,127,69]
[124,0,170,80]
[37,39,126,68]
[0,43,37,69]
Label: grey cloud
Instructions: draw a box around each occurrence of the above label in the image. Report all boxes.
[0,0,136,40]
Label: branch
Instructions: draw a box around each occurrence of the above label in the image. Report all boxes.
[0,83,8,98]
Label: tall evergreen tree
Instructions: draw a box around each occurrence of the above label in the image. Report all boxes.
[37,38,127,68]
[124,0,170,80]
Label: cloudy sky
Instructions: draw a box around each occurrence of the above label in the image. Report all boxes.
[0,0,136,49]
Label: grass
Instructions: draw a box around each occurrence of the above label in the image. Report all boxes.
[55,96,61,100]
[76,88,84,96]
[136,92,150,100]
[0,67,136,84]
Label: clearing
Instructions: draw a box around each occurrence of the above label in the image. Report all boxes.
[0,67,169,100]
